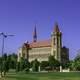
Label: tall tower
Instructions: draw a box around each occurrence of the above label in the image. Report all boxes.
[51,22,62,62]
[33,26,37,42]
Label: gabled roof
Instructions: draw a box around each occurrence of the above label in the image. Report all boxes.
[29,39,51,48]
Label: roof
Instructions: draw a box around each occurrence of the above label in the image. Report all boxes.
[29,40,51,48]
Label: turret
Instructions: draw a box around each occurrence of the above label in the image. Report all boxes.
[51,22,62,62]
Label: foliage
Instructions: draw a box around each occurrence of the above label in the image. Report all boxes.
[24,59,30,72]
[74,55,80,71]
[0,53,18,77]
[61,61,70,69]
[32,59,39,72]
[40,61,49,70]
[20,57,25,71]
[16,62,20,72]
[68,60,75,70]
[48,55,60,71]
[7,53,17,69]
[19,58,30,72]
[68,55,80,71]
[0,53,10,76]
[30,60,34,68]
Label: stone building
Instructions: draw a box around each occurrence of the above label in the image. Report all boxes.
[17,23,69,64]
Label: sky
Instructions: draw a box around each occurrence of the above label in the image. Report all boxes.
[0,0,80,59]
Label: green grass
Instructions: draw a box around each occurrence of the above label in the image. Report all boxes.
[3,71,80,80]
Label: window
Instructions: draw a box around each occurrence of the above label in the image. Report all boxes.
[54,38,56,45]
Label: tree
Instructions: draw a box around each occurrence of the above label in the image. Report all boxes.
[0,53,9,77]
[32,59,39,72]
[3,53,7,61]
[2,60,9,75]
[74,55,80,71]
[7,54,12,69]
[3,54,9,72]
[61,61,70,69]
[20,57,25,71]
[16,62,20,72]
[7,53,17,69]
[30,60,34,68]
[11,53,17,69]
[48,55,60,71]
[19,58,30,72]
[0,53,17,77]
[24,59,30,72]
[40,61,49,71]
[0,57,2,71]
[68,60,75,71]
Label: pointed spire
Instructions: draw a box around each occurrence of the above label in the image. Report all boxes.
[33,25,37,42]
[53,22,60,32]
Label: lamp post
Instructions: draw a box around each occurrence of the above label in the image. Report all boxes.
[0,32,14,77]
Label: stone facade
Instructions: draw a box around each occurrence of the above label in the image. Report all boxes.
[29,47,51,62]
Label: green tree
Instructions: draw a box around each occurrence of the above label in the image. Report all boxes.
[74,55,80,71]
[48,55,60,71]
[30,60,34,68]
[16,62,20,72]
[7,53,17,69]
[24,59,30,72]
[20,57,25,71]
[3,53,7,61]
[40,61,49,71]
[2,60,9,75]
[32,59,39,72]
[7,54,12,69]
[68,60,75,71]
[11,53,17,69]
[0,54,9,76]
[3,54,9,73]
[0,57,2,71]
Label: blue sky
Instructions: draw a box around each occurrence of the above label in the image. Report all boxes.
[0,0,80,59]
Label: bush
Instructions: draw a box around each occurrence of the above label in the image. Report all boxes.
[16,62,20,72]
[32,59,39,72]
[40,61,49,71]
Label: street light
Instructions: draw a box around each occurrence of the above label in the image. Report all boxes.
[0,32,14,77]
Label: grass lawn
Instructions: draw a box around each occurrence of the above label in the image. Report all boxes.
[2,71,80,80]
